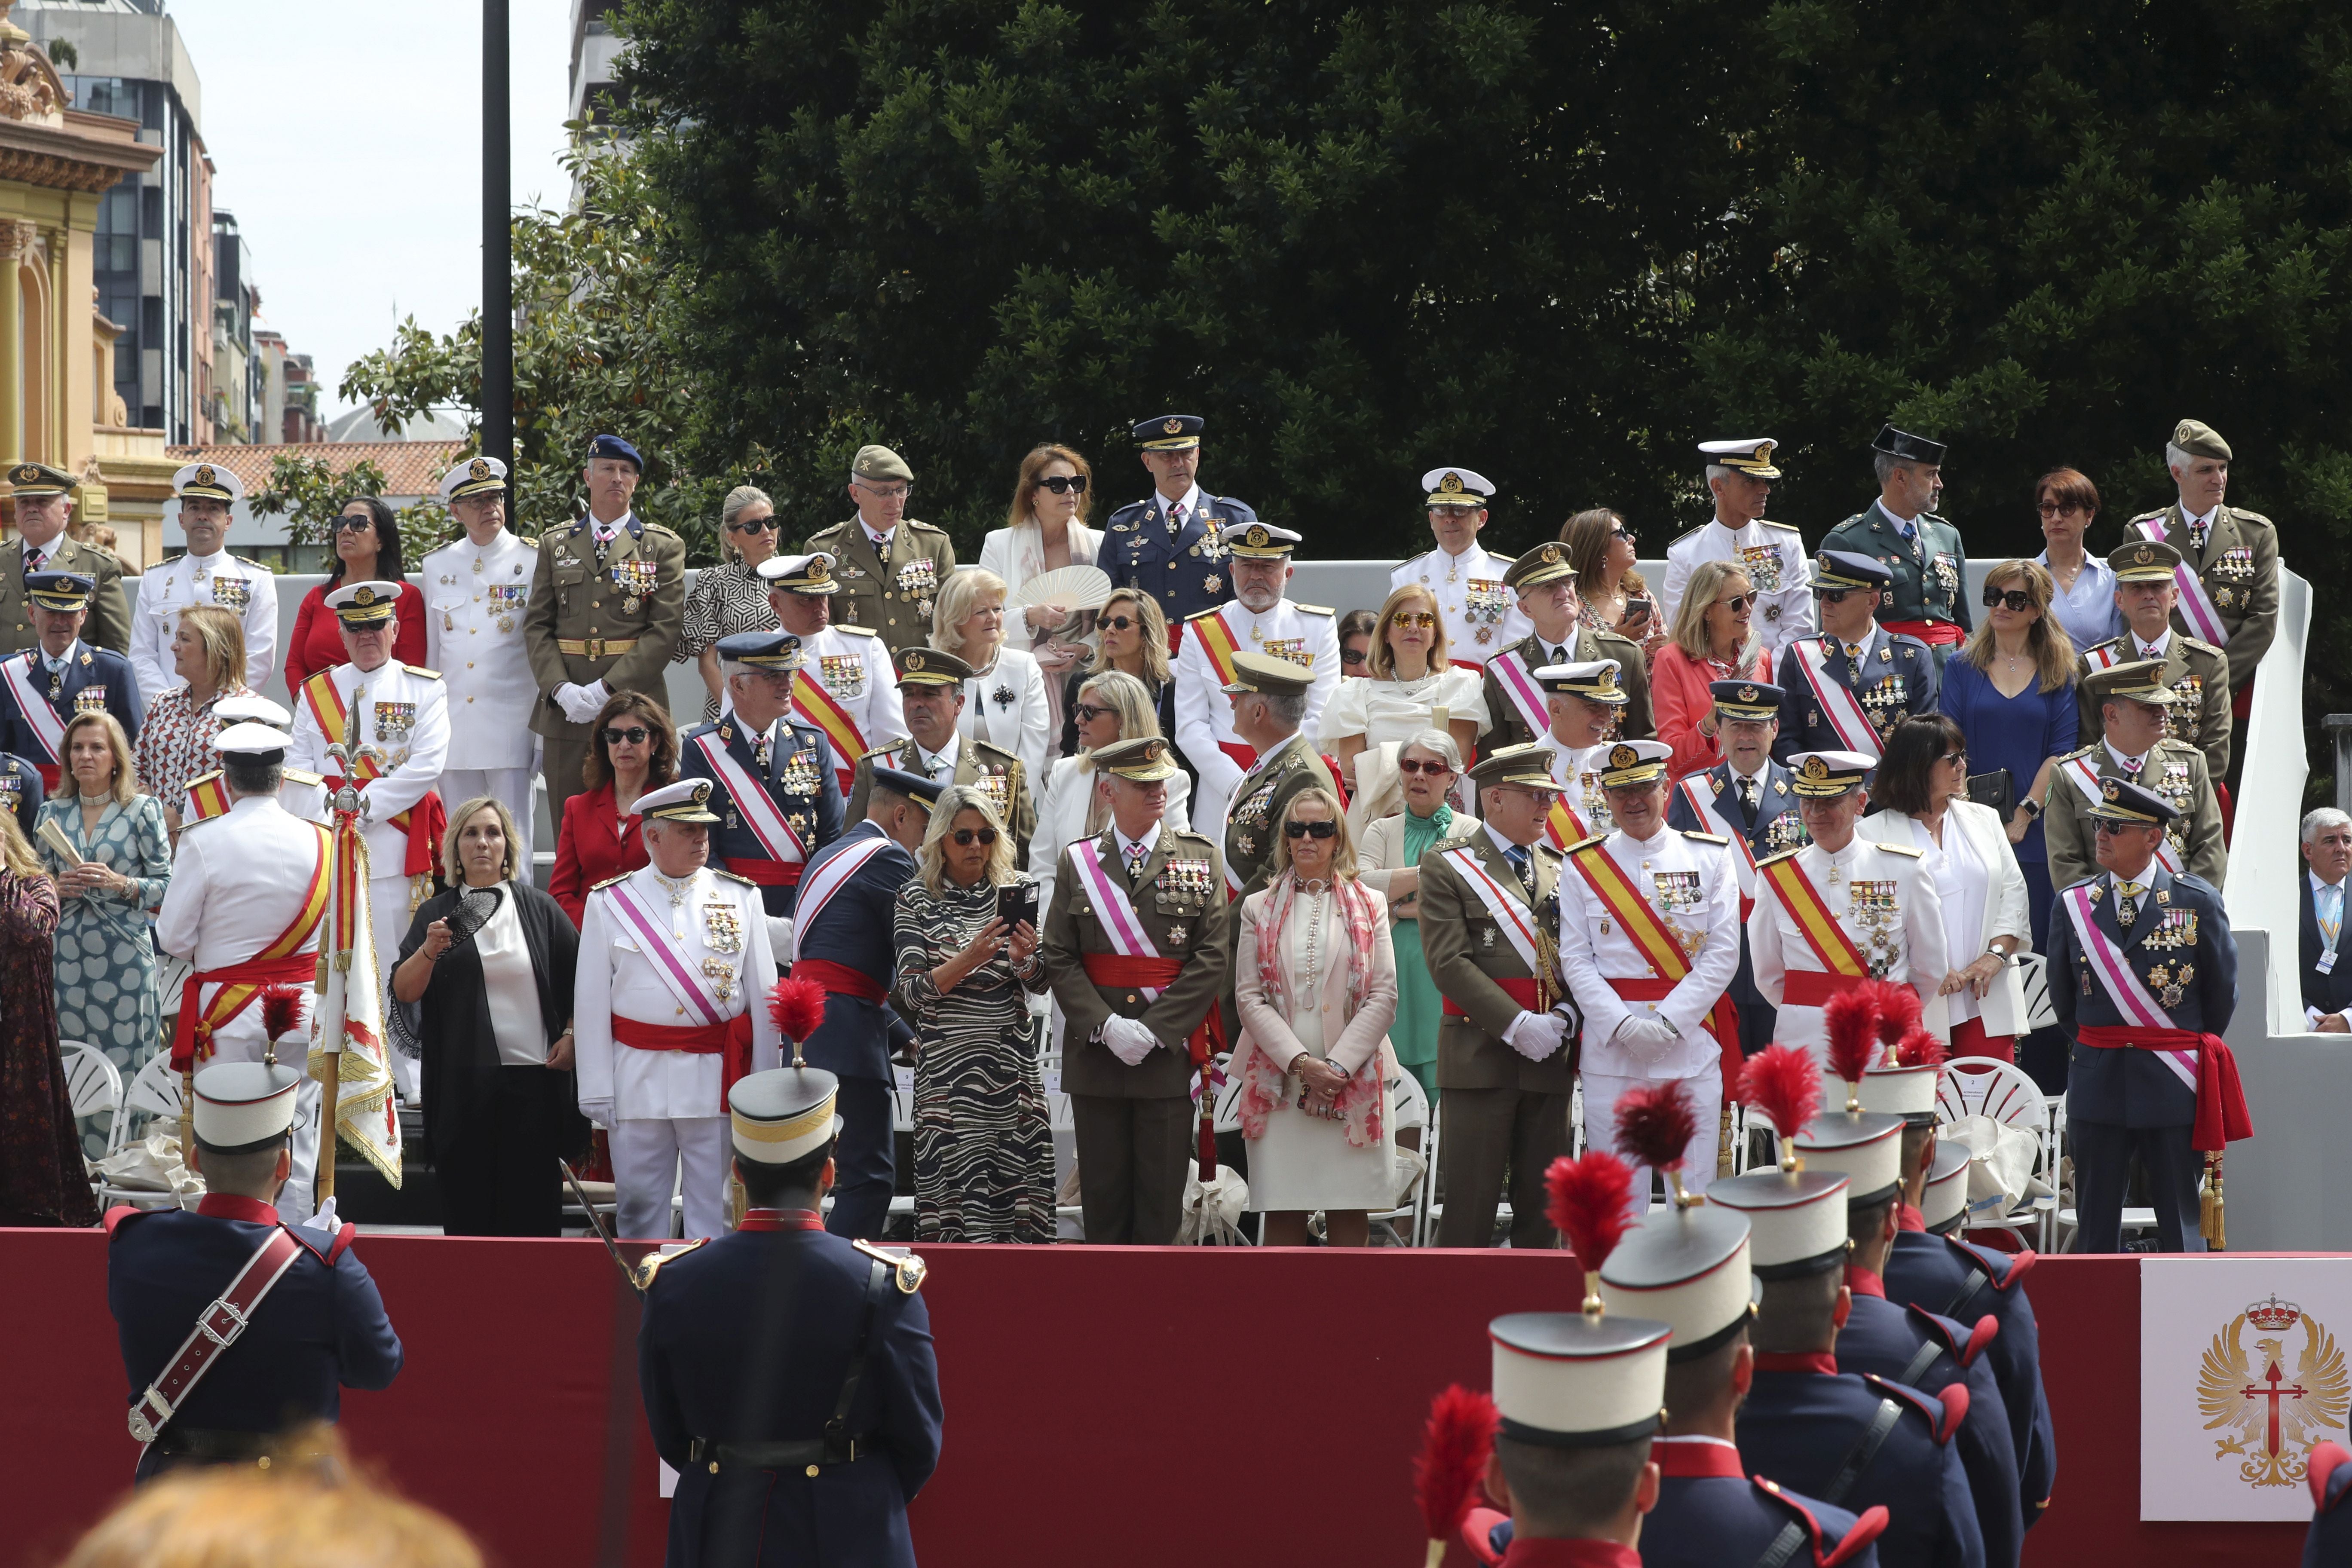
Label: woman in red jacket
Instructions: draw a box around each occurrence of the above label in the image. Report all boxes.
[548,689,678,927]
[284,497,427,688]
[1651,559,1771,781]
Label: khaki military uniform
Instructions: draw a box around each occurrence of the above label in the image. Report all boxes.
[2044,738,2226,892]
[2075,633,2232,780]
[1219,731,1338,899]
[846,733,1034,865]
[2125,503,2280,692]
[1478,625,1655,750]
[801,518,956,655]
[0,533,129,656]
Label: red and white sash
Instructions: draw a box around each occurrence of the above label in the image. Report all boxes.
[785,833,891,963]
[1792,639,1882,756]
[0,653,63,763]
[2058,753,2181,873]
[1677,775,1759,901]
[1440,843,1544,974]
[692,731,809,869]
[600,880,732,1027]
[1488,645,1551,738]
[2135,513,2229,644]
[1069,838,1169,992]
[2062,882,2199,1092]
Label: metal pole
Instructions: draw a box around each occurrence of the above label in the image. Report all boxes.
[482,0,513,471]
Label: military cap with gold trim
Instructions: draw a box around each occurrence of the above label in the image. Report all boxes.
[1217,520,1301,559]
[24,570,93,612]
[212,721,292,761]
[729,1064,843,1166]
[2109,538,2182,585]
[1710,679,1782,721]
[1698,437,1781,479]
[172,460,245,504]
[2088,775,2180,826]
[213,694,294,730]
[438,453,509,503]
[637,777,722,825]
[1132,413,1204,451]
[1502,541,1575,593]
[717,629,803,671]
[1813,549,1893,593]
[1597,738,1673,790]
[1785,749,1875,798]
[1468,741,1569,793]
[1421,466,1497,508]
[7,459,76,497]
[325,579,403,626]
[1222,648,1316,698]
[2171,418,2231,462]
[2081,658,2180,708]
[1531,658,1628,706]
[1093,734,1181,782]
[757,551,841,596]
[894,646,974,687]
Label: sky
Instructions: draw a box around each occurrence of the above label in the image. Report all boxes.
[167,0,579,420]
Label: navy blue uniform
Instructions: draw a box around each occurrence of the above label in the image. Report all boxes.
[0,749,40,836]
[1667,760,1809,1054]
[1771,629,1938,763]
[0,640,142,776]
[1837,1286,2023,1568]
[1100,491,1256,631]
[638,1218,944,1568]
[106,1195,403,1480]
[2308,1442,2352,1568]
[2047,867,2236,1252]
[793,819,919,1239]
[680,714,845,917]
[1886,1230,2056,1523]
[1476,1448,1886,1566]
[1738,1366,1985,1568]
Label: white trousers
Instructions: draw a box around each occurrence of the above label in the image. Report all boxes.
[609,1115,731,1241]
[1580,1066,1723,1219]
[368,875,423,1101]
[438,767,536,861]
[201,1022,324,1226]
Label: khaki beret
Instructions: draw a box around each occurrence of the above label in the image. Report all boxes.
[2171,420,2231,461]
[852,444,914,484]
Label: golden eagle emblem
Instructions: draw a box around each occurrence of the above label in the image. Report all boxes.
[2198,1295,2350,1488]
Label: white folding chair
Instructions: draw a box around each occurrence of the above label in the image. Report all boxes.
[1047,1088,1085,1240]
[886,1066,919,1224]
[62,1040,123,1143]
[97,1054,186,1212]
[1937,1056,2060,1249]
[2047,1091,2158,1251]
[1369,1070,1431,1246]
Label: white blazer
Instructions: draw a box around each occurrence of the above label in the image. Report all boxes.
[977,520,1104,652]
[1861,801,2033,1037]
[957,644,1053,813]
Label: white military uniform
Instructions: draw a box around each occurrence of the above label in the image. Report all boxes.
[129,547,277,701]
[574,862,781,1240]
[1749,835,1949,1066]
[1391,540,1529,665]
[153,793,331,1222]
[421,527,541,849]
[1661,516,1815,655]
[1535,734,1616,845]
[1173,595,1340,842]
[1556,823,1742,1203]
[789,621,904,791]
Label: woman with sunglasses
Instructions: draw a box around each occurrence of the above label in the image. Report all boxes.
[1561,506,1665,657]
[1056,587,1175,760]
[548,690,679,928]
[1318,585,1486,824]
[283,496,425,689]
[1031,668,1191,917]
[2032,467,2123,654]
[981,444,1104,740]
[677,485,785,723]
[1232,786,1399,1246]
[1335,609,1378,679]
[932,567,1052,812]
[1354,729,1474,1107]
[893,784,1053,1242]
[1651,560,1772,781]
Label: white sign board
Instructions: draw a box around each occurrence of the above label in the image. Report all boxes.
[2141,1256,2352,1519]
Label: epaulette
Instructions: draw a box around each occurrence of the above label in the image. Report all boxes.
[836,622,878,637]
[405,665,442,680]
[1874,841,1924,858]
[2225,505,2276,527]
[1761,518,1801,533]
[282,767,325,787]
[1592,625,1640,650]
[1952,1237,2034,1292]
[1755,847,1803,868]
[903,517,948,534]
[2056,744,2099,763]
[1168,827,1214,842]
[636,1237,707,1289]
[1669,520,1709,546]
[2156,735,2201,752]
[1532,840,1565,861]
[640,518,684,538]
[1862,1373,1963,1445]
[1905,1302,1999,1368]
[589,873,630,892]
[1680,830,1730,845]
[1185,605,1223,622]
[1749,1478,1889,1568]
[288,1216,358,1265]
[302,666,338,698]
[519,535,539,548]
[1563,835,1608,856]
[2127,508,2168,527]
[711,868,757,887]
[2083,634,2126,656]
[853,1237,929,1293]
[103,1203,154,1239]
[230,554,266,570]
[1292,602,1334,616]
[859,741,903,762]
[2180,634,2225,657]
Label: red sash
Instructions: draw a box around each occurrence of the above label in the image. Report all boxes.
[2074,1024,2253,1152]
[1609,977,1741,1081]
[726,857,805,888]
[1882,619,1966,647]
[790,956,886,1004]
[302,668,445,876]
[1568,842,1740,1079]
[1759,854,1871,995]
[1783,971,1873,1008]
[169,828,333,1071]
[1079,952,1226,1067]
[613,1013,756,1096]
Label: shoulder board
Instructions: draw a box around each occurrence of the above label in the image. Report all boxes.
[1861,1374,1960,1445]
[1184,605,1223,622]
[282,768,325,787]
[287,1217,358,1264]
[805,520,849,539]
[519,535,540,548]
[1669,520,1709,547]
[2180,635,2224,657]
[104,1202,157,1238]
[2057,744,2098,763]
[1168,827,1215,843]
[590,873,630,892]
[1533,841,1565,863]
[636,1237,707,1289]
[2157,737,2203,757]
[1828,510,1873,532]
[301,666,338,698]
[2172,872,2224,898]
[1290,602,1333,616]
[1563,835,1608,856]
[1591,626,1640,652]
[836,622,878,637]
[230,554,267,571]
[184,766,222,788]
[1904,1302,1998,1368]
[1681,830,1730,845]
[406,666,442,680]
[853,1237,929,1293]
[1953,1237,2034,1291]
[905,518,948,535]
[2225,506,2275,528]
[973,739,1021,766]
[1755,847,1803,869]
[1875,841,1924,858]
[711,869,757,887]
[1761,518,1801,533]
[859,742,901,761]
[2084,635,2125,655]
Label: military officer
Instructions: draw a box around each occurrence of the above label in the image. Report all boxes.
[175,694,320,830]
[1774,552,1939,763]
[420,454,541,851]
[680,631,845,939]
[759,550,904,794]
[1100,413,1255,637]
[0,571,141,788]
[2125,418,2278,788]
[1528,658,1628,847]
[1170,520,1339,842]
[1421,743,1577,1247]
[2043,661,2225,892]
[1040,735,1231,1245]
[0,459,129,657]
[1749,750,1948,1068]
[0,747,39,837]
[106,1060,403,1482]
[2048,777,2244,1254]
[1666,681,1808,1055]
[1215,650,1338,900]
[1556,738,1743,1200]
[523,433,689,826]
[129,462,276,701]
[1662,438,1816,655]
[1390,467,1527,665]
[1821,424,1973,665]
[1479,543,1653,750]
[791,766,941,1239]
[576,778,783,1241]
[802,444,957,655]
[637,1066,942,1568]
[2076,542,2231,781]
[846,647,1032,865]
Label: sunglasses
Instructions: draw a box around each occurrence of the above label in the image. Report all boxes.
[1283,819,1339,839]
[1983,586,2035,612]
[1941,751,1968,767]
[1396,758,1451,775]
[1035,474,1090,496]
[1072,703,1113,723]
[2091,819,2147,836]
[1391,611,1439,629]
[2037,500,2087,517]
[1101,615,1137,632]
[1816,587,1859,603]
[333,515,376,533]
[951,827,998,846]
[1339,649,1367,666]
[601,726,650,746]
[1717,593,1754,614]
[1612,527,1638,543]
[727,516,778,534]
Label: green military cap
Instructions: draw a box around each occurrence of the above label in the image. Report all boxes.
[1468,742,1569,794]
[1503,541,1575,593]
[2171,420,2231,461]
[852,444,915,484]
[1093,735,1181,782]
[2082,658,2180,707]
[6,460,76,497]
[894,646,974,687]
[2110,539,2182,584]
[1222,649,1316,697]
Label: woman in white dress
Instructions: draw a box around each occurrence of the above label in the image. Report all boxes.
[977,444,1104,741]
[1029,669,1191,915]
[1317,583,1488,830]
[1232,786,1399,1246]
[932,567,1052,813]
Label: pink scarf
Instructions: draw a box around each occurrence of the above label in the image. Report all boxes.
[1237,870,1386,1147]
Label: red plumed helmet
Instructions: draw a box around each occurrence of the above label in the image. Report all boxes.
[1614,1079,1699,1176]
[1894,1025,1948,1069]
[1822,988,1880,1090]
[1739,1044,1823,1143]
[1415,1384,1499,1556]
[1546,1152,1635,1293]
[1865,978,1923,1047]
[260,983,308,1043]
[768,976,828,1045]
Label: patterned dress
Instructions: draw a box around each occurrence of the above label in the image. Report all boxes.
[677,559,779,723]
[34,793,171,1154]
[893,877,1054,1243]
[135,683,256,815]
[0,869,98,1225]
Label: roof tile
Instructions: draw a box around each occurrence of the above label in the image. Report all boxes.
[164,440,467,503]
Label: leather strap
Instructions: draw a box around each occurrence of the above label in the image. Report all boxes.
[128,1226,304,1445]
[1819,1397,1904,1507]
[1899,1338,1945,1387]
[1944,1268,1989,1323]
[1755,1520,1810,1568]
[688,1434,873,1470]
[824,1257,891,1464]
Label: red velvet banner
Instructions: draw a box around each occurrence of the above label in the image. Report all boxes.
[0,1233,2318,1567]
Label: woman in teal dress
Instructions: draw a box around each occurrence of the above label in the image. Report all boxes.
[1354,730,1476,1105]
[34,713,170,1153]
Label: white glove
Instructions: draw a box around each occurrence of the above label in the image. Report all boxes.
[1503,1010,1569,1062]
[309,1197,339,1230]
[578,1098,615,1130]
[1612,1016,1679,1058]
[554,682,604,725]
[582,678,612,709]
[1099,1017,1161,1067]
[766,916,794,960]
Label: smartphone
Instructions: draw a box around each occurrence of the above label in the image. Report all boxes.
[1623,594,1654,627]
[998,879,1039,929]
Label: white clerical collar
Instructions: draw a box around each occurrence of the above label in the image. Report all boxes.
[1115,821,1161,861]
[2134,629,2172,659]
[2104,740,2147,773]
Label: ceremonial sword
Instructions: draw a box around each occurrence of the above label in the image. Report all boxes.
[560,1157,645,1297]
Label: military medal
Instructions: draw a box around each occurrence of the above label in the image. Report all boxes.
[702,903,743,955]
[701,956,737,1004]
[1205,576,1222,594]
[781,750,823,795]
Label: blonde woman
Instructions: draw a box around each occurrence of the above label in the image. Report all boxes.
[1233,786,1398,1246]
[679,485,785,723]
[1030,669,1191,913]
[892,784,1053,1241]
[1057,586,1174,758]
[34,710,170,1101]
[1650,560,1771,781]
[1316,584,1487,827]
[1355,729,1476,1105]
[135,603,251,833]
[932,567,1051,802]
[980,444,1104,737]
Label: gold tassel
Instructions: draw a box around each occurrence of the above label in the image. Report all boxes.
[1425,1540,1449,1568]
[2201,1151,2226,1250]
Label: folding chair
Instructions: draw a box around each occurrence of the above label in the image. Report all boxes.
[1937,1055,2060,1249]
[1369,1070,1431,1246]
[97,1054,185,1212]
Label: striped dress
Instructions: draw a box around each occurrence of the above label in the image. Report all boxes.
[892,877,1054,1243]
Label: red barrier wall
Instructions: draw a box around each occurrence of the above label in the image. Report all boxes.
[0,1233,2315,1568]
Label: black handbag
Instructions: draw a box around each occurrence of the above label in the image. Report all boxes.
[1964,768,2016,817]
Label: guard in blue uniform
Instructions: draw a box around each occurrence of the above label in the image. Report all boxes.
[1100,413,1257,637]
[1774,553,1938,763]
[2309,1441,2352,1567]
[640,1063,944,1568]
[0,571,142,786]
[105,1060,403,1481]
[681,630,845,929]
[0,748,40,836]
[2046,776,2241,1253]
[1819,425,1973,665]
[792,764,942,1240]
[1713,1153,1987,1568]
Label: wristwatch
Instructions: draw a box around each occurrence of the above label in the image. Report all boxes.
[2019,796,2043,818]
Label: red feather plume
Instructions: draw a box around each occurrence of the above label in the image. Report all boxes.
[260,983,308,1042]
[1546,1152,1635,1275]
[1739,1044,1823,1139]
[1414,1384,1499,1545]
[767,976,828,1044]
[1865,978,1923,1047]
[1822,988,1880,1086]
[1894,1025,1948,1070]
[1614,1079,1700,1175]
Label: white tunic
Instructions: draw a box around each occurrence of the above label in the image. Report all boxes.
[285,659,452,879]
[1536,735,1617,840]
[1391,542,1528,663]
[130,548,278,701]
[1747,836,1949,1064]
[958,644,1051,807]
[420,530,539,769]
[573,863,781,1121]
[1661,518,1815,655]
[155,794,329,1054]
[1173,596,1342,831]
[1557,825,1742,1080]
[793,622,906,766]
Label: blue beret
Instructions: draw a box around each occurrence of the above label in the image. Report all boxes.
[585,434,643,472]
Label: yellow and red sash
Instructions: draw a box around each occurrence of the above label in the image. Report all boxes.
[790,671,864,793]
[1759,853,1870,1007]
[182,770,232,824]
[1191,609,1243,691]
[1569,844,1741,1078]
[169,824,331,1070]
[303,668,445,876]
[1542,796,1591,851]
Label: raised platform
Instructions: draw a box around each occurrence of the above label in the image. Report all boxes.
[0,1233,2312,1567]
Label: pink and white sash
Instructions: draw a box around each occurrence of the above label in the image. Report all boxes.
[1793,638,1881,756]
[785,832,892,963]
[1069,837,1168,992]
[2082,641,2126,672]
[2058,753,2181,872]
[692,731,809,868]
[2134,514,2229,644]
[2063,882,2199,1091]
[0,653,63,763]
[600,880,731,1027]
[1677,775,1759,898]
[1440,844,1544,974]
[1488,646,1551,738]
